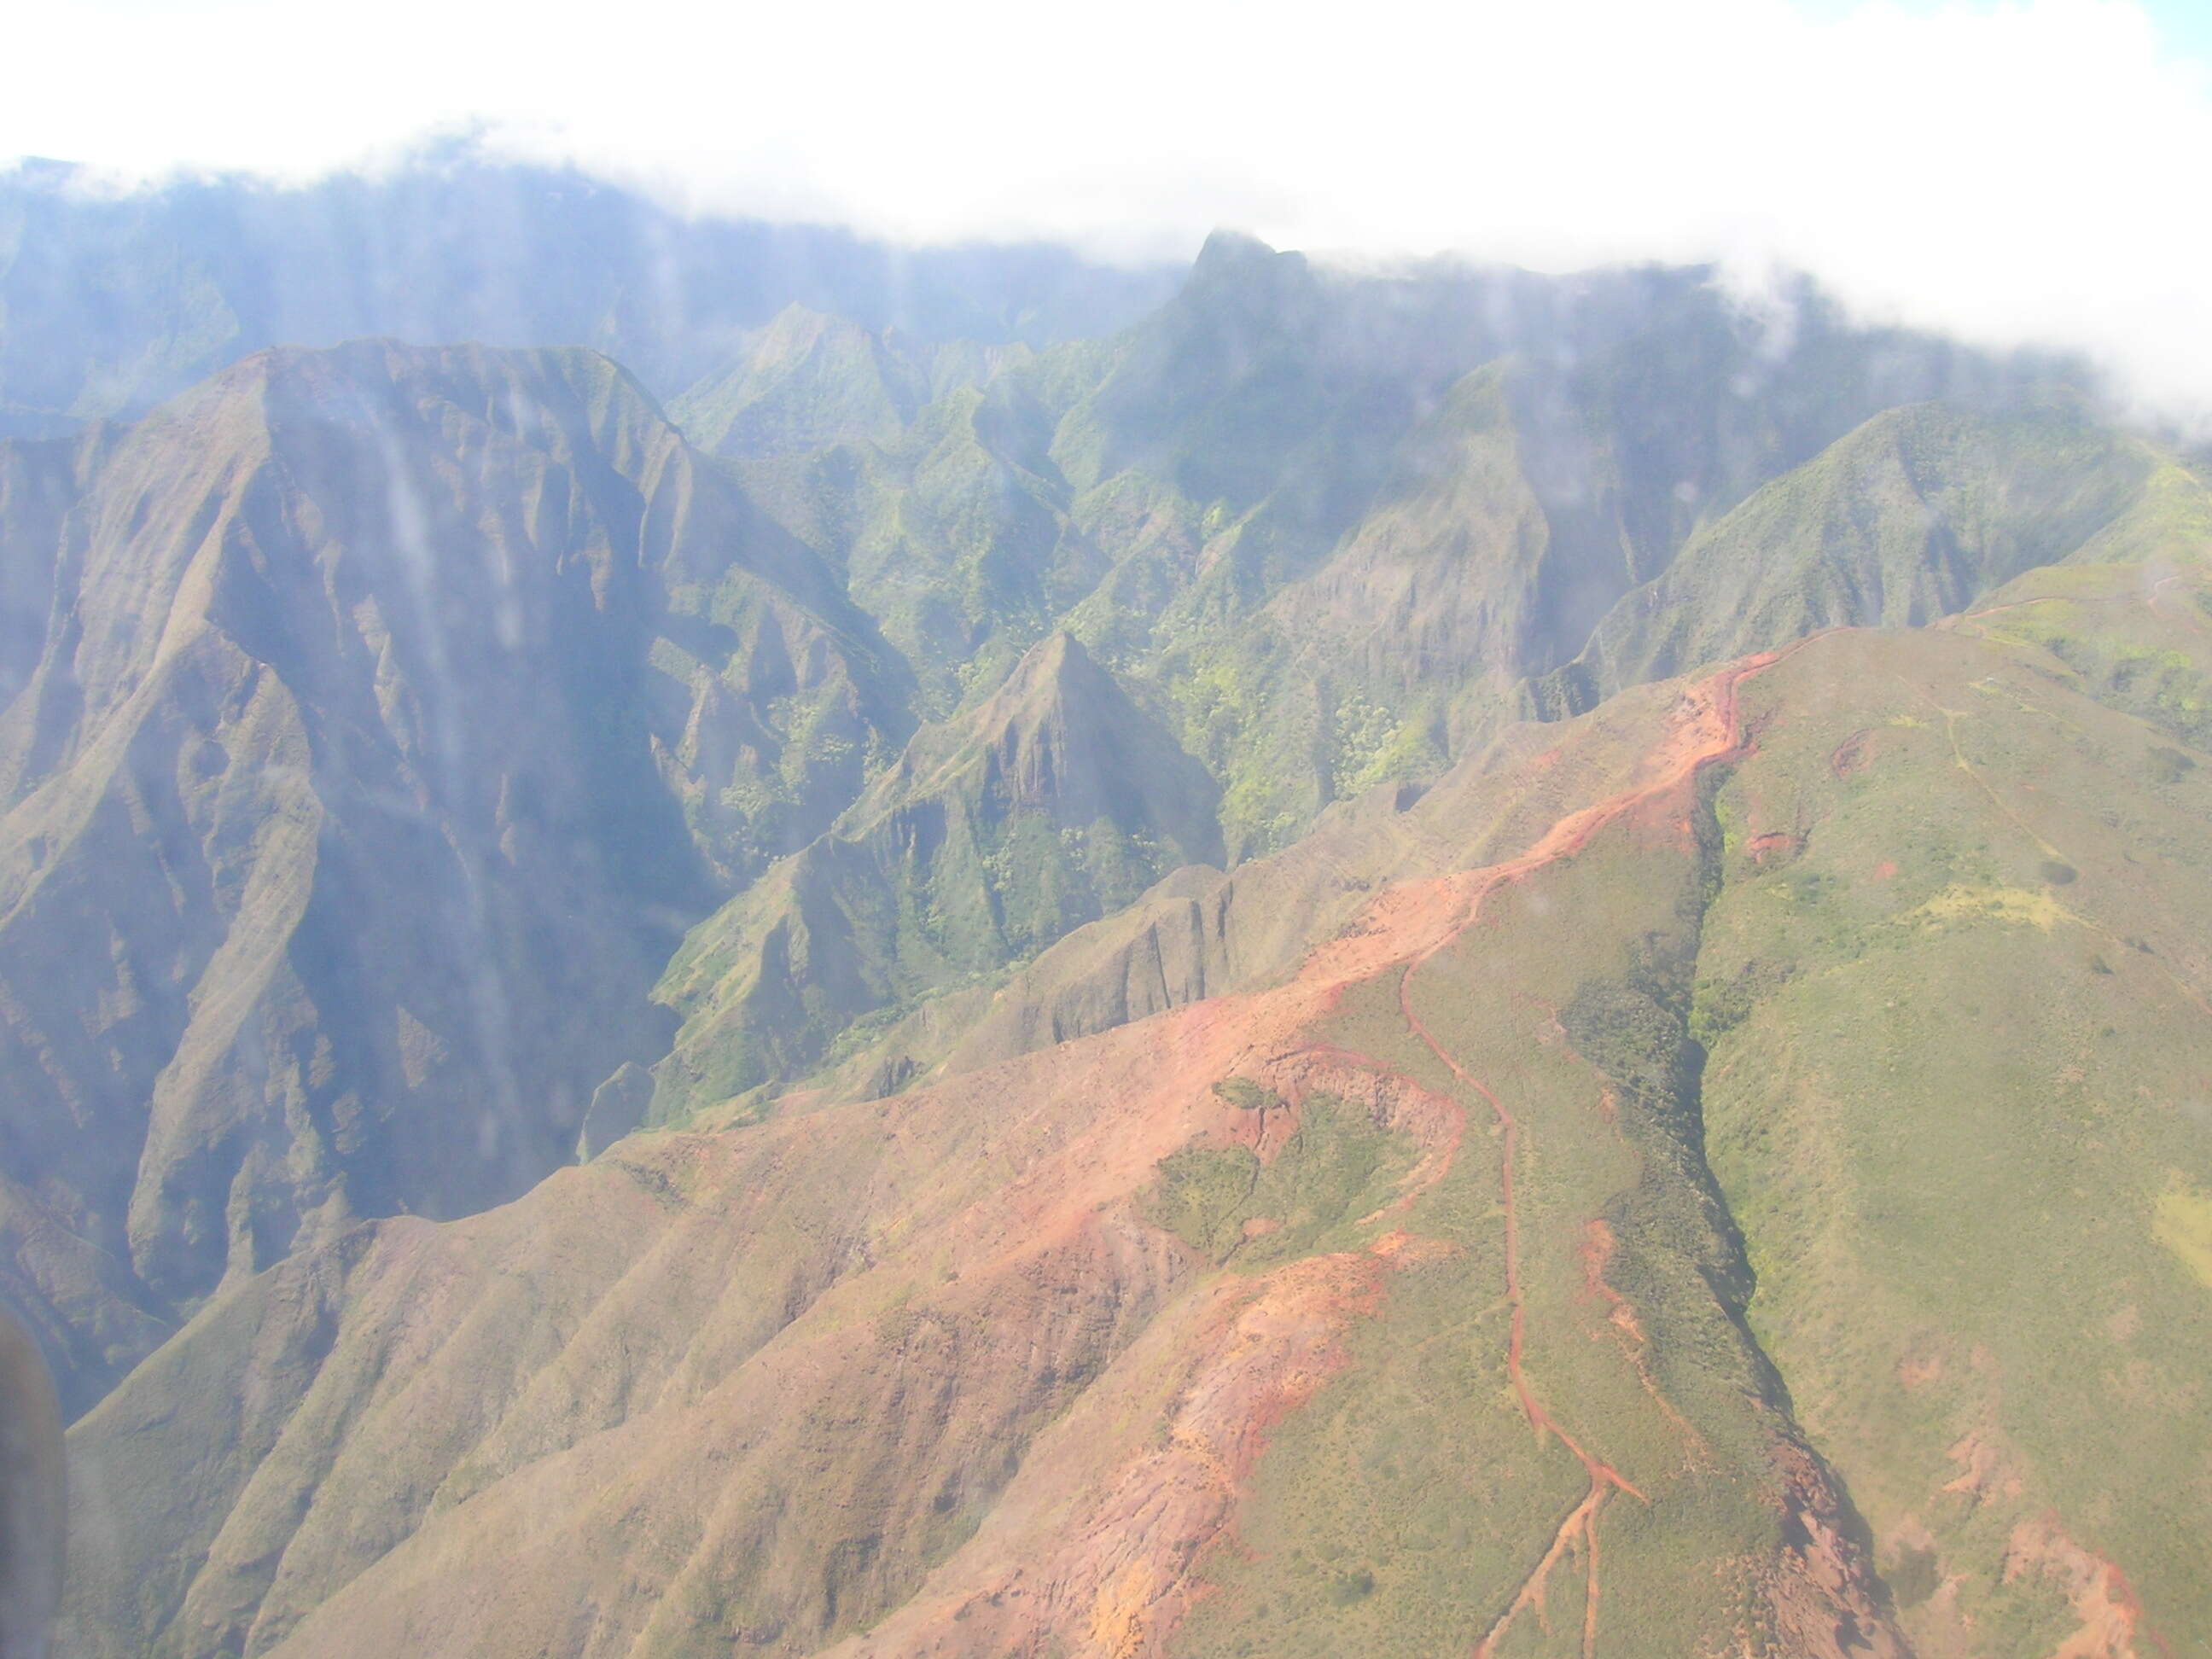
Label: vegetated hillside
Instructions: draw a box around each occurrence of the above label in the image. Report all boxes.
[0,340,916,1416]
[1553,399,2212,707]
[6,236,2191,1421]
[0,154,1179,436]
[718,234,2062,785]
[650,631,1223,1120]
[628,236,2190,1116]
[57,566,2212,1659]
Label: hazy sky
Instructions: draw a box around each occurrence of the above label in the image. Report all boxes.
[8,0,2211,413]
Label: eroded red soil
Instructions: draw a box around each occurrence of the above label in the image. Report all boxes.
[832,643,1895,1659]
[2004,1513,2168,1659]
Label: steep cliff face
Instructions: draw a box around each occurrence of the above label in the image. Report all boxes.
[0,341,911,1412]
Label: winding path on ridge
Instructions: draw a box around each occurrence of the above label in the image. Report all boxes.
[1272,642,1811,1658]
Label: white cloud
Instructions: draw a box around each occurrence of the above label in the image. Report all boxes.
[7,0,2211,416]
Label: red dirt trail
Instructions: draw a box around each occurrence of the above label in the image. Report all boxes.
[1955,572,2208,641]
[1360,643,1806,1658]
[1245,645,1815,1657]
[1246,648,1802,1656]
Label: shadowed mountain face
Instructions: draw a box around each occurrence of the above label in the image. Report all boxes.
[3,196,2211,1659]
[0,340,913,1413]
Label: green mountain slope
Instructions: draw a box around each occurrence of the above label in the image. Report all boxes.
[650,631,1221,1119]
[612,253,2158,1109]
[1685,569,2212,1656]
[669,306,931,460]
[718,238,2080,861]
[1557,400,2212,705]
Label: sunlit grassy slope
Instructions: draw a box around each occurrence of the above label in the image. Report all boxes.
[1691,578,2212,1656]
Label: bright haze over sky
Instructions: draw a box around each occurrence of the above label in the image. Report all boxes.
[8,0,2210,416]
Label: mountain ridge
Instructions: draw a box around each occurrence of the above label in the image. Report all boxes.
[0,338,917,1412]
[5,217,2210,1659]
[649,628,1222,1119]
[59,586,2212,1655]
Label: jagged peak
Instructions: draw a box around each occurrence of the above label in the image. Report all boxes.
[1002,626,1097,689]
[1190,228,1285,274]
[754,301,882,360]
[970,632,1133,737]
[860,630,1185,830]
[1180,228,1312,307]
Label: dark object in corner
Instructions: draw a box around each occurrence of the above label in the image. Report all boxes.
[0,1307,61,1659]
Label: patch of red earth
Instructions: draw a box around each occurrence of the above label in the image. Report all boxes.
[1476,1480,1610,1659]
[1368,1227,1458,1266]
[1577,1222,1641,1342]
[1941,1427,2024,1506]
[1872,859,1899,882]
[1746,830,1802,864]
[839,643,1829,1659]
[835,1243,1409,1659]
[1765,1447,1913,1659]
[1254,1041,1468,1219]
[1220,1091,1300,1163]
[2003,1513,2168,1659]
[1831,727,1877,778]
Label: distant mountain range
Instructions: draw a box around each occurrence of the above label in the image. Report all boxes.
[3,160,2207,1659]
[0,151,1179,437]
